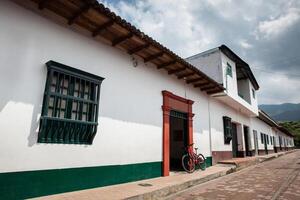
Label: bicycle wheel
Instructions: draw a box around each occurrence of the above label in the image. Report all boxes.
[197,153,206,171]
[182,154,195,173]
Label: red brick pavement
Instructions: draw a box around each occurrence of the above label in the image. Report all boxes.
[169,150,300,200]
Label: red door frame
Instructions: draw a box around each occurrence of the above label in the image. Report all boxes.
[162,90,194,176]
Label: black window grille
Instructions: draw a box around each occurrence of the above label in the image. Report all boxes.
[261,133,264,144]
[38,61,104,144]
[170,110,188,120]
[223,116,232,144]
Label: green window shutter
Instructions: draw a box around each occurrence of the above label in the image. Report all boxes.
[38,61,104,145]
[226,63,232,77]
[223,116,232,144]
[252,89,256,99]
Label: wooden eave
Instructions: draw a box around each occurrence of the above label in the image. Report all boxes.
[14,0,224,95]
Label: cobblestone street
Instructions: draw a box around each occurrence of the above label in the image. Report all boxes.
[170,151,300,200]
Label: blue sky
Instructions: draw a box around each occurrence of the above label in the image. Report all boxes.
[99,0,300,105]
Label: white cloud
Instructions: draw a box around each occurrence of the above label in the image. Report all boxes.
[240,40,253,49]
[256,8,300,39]
[99,0,216,57]
[257,73,300,104]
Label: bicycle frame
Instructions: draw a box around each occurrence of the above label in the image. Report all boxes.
[186,144,203,165]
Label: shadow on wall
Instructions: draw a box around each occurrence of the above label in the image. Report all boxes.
[0,63,46,147]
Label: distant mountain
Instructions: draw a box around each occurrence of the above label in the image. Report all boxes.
[259,103,300,122]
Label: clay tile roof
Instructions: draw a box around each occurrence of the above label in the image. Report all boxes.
[14,0,225,94]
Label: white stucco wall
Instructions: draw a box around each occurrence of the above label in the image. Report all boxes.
[0,1,215,173]
[186,50,223,84]
[275,130,294,148]
[208,98,251,152]
[220,52,258,115]
[220,52,237,97]
[250,118,275,150]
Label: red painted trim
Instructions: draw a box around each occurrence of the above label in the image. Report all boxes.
[162,90,194,176]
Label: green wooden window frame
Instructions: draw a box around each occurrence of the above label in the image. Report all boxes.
[223,116,232,144]
[38,61,104,145]
[252,89,255,99]
[226,63,232,77]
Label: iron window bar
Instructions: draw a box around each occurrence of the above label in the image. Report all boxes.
[170,110,188,120]
[38,61,104,144]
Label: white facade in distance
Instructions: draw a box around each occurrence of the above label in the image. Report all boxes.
[186,48,259,117]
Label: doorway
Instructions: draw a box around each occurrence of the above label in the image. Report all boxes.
[253,130,258,156]
[169,110,188,171]
[244,126,250,156]
[264,134,268,154]
[162,91,194,176]
[279,136,282,151]
[273,136,277,153]
[232,123,238,158]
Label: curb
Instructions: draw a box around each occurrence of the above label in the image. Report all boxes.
[126,165,236,200]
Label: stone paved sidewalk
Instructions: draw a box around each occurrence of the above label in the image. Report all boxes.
[34,165,235,200]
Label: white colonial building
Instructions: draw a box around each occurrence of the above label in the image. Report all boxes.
[0,0,295,199]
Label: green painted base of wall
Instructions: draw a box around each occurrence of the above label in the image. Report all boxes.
[206,156,212,167]
[0,162,162,200]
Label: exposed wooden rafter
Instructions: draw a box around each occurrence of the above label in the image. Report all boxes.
[194,82,209,88]
[92,20,114,37]
[111,33,133,46]
[128,44,150,55]
[68,4,91,25]
[207,88,223,94]
[186,77,202,84]
[168,67,186,75]
[200,85,216,91]
[144,52,164,62]
[177,72,194,79]
[157,60,176,69]
[38,0,47,10]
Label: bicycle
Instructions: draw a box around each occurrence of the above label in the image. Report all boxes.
[181,143,206,173]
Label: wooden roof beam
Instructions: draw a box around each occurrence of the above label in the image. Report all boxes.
[144,52,164,63]
[92,20,114,37]
[38,0,47,10]
[168,67,186,75]
[68,4,92,25]
[157,60,176,69]
[186,77,203,84]
[194,82,209,88]
[128,44,150,55]
[200,85,216,91]
[177,72,195,79]
[111,33,133,46]
[207,88,223,94]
